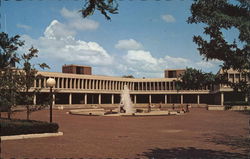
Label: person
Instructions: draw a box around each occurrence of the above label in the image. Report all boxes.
[185,104,189,112]
[148,102,151,112]
[120,104,125,113]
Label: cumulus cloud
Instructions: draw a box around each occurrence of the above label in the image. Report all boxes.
[161,14,176,23]
[115,39,143,50]
[16,24,31,31]
[121,49,193,77]
[60,7,99,31]
[22,20,113,66]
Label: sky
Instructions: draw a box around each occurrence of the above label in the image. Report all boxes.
[1,0,232,78]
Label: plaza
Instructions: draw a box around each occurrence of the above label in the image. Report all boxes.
[2,108,249,158]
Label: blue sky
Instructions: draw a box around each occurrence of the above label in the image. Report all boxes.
[1,0,228,78]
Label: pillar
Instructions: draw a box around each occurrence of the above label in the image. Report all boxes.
[34,79,36,88]
[62,78,64,88]
[197,94,200,104]
[57,78,60,88]
[111,94,114,104]
[70,78,72,89]
[134,95,137,104]
[39,78,41,88]
[221,92,224,106]
[98,94,101,104]
[180,94,183,104]
[66,78,68,88]
[69,93,72,105]
[149,94,152,103]
[165,94,167,104]
[84,94,87,104]
[33,94,36,105]
[245,94,248,102]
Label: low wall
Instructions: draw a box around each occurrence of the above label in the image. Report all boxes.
[207,105,225,110]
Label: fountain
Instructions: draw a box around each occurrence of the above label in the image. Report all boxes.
[119,85,135,114]
[69,85,185,116]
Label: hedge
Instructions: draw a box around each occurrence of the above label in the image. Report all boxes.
[0,118,59,136]
[224,101,249,106]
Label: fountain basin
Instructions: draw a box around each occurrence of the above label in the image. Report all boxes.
[69,109,185,116]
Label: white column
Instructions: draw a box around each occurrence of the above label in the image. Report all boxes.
[245,94,248,102]
[95,80,98,90]
[84,94,87,104]
[57,78,60,88]
[78,78,80,89]
[149,94,152,103]
[33,94,36,105]
[70,78,72,89]
[98,94,101,104]
[34,79,36,88]
[81,79,84,89]
[69,93,72,105]
[74,78,76,89]
[111,94,114,104]
[165,94,167,104]
[180,94,183,104]
[39,78,41,88]
[221,92,224,106]
[85,79,88,89]
[134,95,137,104]
[66,78,68,88]
[61,78,64,88]
[197,94,200,104]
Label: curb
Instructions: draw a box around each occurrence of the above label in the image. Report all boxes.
[1,132,63,141]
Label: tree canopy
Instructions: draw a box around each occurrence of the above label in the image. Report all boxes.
[188,0,250,96]
[80,0,118,20]
[188,0,250,71]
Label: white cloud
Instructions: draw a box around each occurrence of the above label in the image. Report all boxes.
[44,20,76,40]
[121,50,192,77]
[196,60,222,69]
[125,50,157,65]
[115,39,143,50]
[60,7,99,31]
[60,7,78,18]
[16,24,31,31]
[22,20,113,66]
[161,14,176,23]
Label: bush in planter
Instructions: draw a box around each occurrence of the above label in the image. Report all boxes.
[0,118,59,136]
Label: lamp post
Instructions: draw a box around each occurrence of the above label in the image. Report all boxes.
[46,78,56,123]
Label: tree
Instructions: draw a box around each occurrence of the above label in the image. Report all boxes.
[178,67,217,90]
[0,32,24,118]
[188,0,250,100]
[80,0,118,20]
[19,47,50,120]
[0,32,50,119]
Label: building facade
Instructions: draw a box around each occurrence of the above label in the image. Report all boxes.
[30,66,249,109]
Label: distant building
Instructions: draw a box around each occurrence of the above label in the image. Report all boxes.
[28,66,249,109]
[165,69,185,78]
[62,64,92,75]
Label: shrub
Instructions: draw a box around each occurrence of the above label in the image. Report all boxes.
[0,118,59,136]
[224,101,249,106]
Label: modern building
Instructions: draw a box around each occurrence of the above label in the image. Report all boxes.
[31,65,249,109]
[62,64,92,75]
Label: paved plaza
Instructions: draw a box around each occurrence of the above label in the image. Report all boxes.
[1,108,250,158]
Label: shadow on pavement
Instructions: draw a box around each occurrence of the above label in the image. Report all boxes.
[138,147,249,158]
[204,134,250,154]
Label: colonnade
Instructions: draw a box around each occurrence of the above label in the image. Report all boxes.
[34,77,212,91]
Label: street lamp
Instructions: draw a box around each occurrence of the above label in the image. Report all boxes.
[46,78,56,123]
